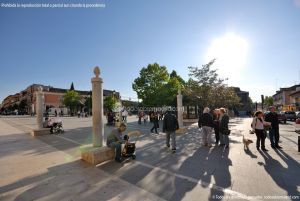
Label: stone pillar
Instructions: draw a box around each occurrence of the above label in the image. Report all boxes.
[91,66,104,147]
[177,89,183,128]
[36,86,44,129]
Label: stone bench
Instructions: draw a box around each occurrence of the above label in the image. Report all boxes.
[81,145,115,165]
[31,128,51,136]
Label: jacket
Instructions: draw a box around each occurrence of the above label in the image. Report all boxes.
[264,112,279,129]
[106,128,124,145]
[198,113,214,128]
[163,113,179,132]
[220,114,229,133]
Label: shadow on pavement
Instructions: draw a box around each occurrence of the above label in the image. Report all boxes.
[258,149,300,200]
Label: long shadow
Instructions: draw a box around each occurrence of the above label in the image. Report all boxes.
[208,148,232,201]
[258,150,300,200]
[1,159,157,201]
[169,147,212,201]
[244,148,258,159]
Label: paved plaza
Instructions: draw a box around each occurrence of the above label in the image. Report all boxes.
[0,116,299,201]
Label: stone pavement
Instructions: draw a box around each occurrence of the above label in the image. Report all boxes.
[0,117,165,201]
[0,116,299,201]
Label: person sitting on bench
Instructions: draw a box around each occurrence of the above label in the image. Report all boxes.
[106,123,127,162]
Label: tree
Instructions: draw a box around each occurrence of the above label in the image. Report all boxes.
[132,63,170,106]
[104,96,117,112]
[70,82,75,91]
[18,99,28,113]
[63,90,80,115]
[186,59,240,109]
[264,96,274,108]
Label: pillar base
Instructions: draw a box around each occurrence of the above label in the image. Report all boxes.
[31,128,51,136]
[176,127,188,135]
[81,145,115,165]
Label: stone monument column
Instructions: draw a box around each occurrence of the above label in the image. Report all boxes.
[36,86,44,129]
[91,66,104,147]
[177,88,183,128]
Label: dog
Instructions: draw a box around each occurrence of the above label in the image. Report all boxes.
[243,135,253,150]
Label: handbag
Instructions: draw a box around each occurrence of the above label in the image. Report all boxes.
[222,127,231,135]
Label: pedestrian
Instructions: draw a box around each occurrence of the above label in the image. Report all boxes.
[159,112,164,121]
[265,106,282,149]
[107,111,114,126]
[138,111,142,125]
[219,108,230,148]
[106,123,127,162]
[150,112,159,134]
[251,111,271,151]
[163,110,179,153]
[55,110,57,117]
[213,108,220,145]
[122,109,128,122]
[77,111,80,118]
[198,107,214,147]
[143,113,148,124]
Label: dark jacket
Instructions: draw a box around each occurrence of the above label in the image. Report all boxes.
[163,113,179,132]
[265,112,279,129]
[198,113,214,128]
[220,114,229,133]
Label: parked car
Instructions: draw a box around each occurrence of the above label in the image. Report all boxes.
[296,111,300,119]
[284,111,296,121]
[277,112,287,124]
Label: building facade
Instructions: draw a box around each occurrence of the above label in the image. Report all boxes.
[1,84,120,115]
[273,84,300,111]
[232,87,251,115]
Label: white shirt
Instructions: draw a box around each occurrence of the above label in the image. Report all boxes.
[122,110,128,116]
[251,117,270,130]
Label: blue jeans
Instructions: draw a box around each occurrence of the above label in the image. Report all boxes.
[269,128,279,147]
[166,131,176,150]
[220,132,229,146]
[107,142,122,159]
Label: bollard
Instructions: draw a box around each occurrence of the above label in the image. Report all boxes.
[298,136,300,152]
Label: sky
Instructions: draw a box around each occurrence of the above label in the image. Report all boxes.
[0,0,300,103]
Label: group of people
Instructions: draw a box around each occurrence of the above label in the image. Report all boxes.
[107,110,179,162]
[107,109,129,126]
[198,107,230,148]
[198,105,283,151]
[106,105,283,163]
[251,106,282,151]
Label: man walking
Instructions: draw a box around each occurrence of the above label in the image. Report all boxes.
[163,110,179,153]
[265,106,282,149]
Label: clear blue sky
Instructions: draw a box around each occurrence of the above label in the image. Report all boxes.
[1,0,300,103]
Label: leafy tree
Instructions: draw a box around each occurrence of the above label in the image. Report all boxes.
[170,70,185,86]
[104,96,117,112]
[12,103,18,111]
[132,63,169,106]
[264,96,274,108]
[186,59,240,109]
[63,90,80,115]
[19,100,27,110]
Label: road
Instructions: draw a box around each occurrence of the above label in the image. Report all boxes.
[0,116,299,201]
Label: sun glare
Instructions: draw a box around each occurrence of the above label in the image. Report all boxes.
[205,33,249,80]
